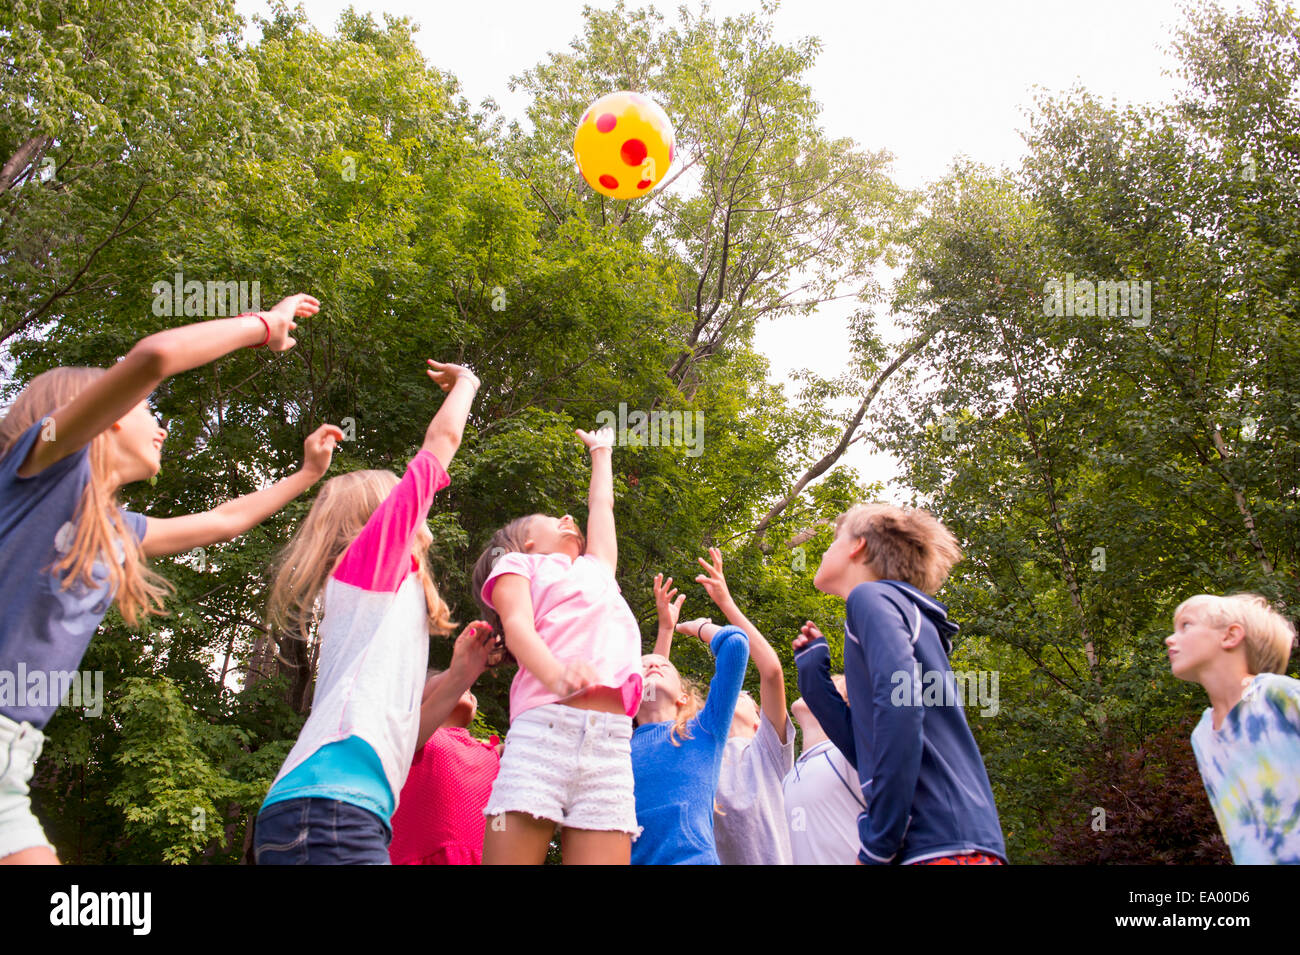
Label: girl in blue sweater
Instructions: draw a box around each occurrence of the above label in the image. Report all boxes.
[631,616,748,865]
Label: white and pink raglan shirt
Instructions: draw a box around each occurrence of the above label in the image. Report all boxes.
[264,450,449,819]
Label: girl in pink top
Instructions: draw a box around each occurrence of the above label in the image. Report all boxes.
[471,426,643,864]
[389,626,502,866]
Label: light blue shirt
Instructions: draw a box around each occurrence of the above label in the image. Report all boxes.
[1191,673,1300,864]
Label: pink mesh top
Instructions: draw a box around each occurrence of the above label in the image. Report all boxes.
[388,727,501,865]
[480,552,643,721]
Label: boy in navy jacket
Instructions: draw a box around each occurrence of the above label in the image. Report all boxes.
[793,503,1006,865]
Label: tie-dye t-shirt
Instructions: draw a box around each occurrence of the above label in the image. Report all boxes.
[1190,673,1300,864]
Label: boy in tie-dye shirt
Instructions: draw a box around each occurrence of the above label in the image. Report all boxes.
[1166,593,1300,864]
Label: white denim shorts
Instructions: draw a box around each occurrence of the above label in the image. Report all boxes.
[0,713,56,859]
[484,702,639,835]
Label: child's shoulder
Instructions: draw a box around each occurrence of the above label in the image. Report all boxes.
[1190,706,1215,744]
[488,550,554,577]
[1252,672,1300,716]
[845,580,912,620]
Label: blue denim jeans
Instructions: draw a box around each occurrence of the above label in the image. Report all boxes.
[254,797,392,865]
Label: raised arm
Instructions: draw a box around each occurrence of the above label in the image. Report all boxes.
[793,622,857,767]
[423,360,481,470]
[416,621,494,750]
[142,423,343,557]
[575,426,616,571]
[651,572,685,659]
[678,619,749,739]
[491,573,600,699]
[696,547,788,742]
[19,294,316,478]
[333,360,477,592]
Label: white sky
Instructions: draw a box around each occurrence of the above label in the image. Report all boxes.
[238,0,1252,498]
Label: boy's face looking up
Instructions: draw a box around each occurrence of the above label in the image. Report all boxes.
[814,524,873,598]
[1166,605,1245,682]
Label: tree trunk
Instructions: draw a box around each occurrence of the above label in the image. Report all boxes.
[0,135,51,193]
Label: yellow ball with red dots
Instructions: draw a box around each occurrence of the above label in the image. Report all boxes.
[574,91,675,200]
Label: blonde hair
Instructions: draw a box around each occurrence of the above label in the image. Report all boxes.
[1174,593,1296,675]
[669,677,704,746]
[835,503,962,594]
[267,468,455,646]
[0,367,172,626]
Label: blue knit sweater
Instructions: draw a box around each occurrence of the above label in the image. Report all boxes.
[630,626,749,865]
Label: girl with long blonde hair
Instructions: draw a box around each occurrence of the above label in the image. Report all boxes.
[0,293,340,865]
[253,359,485,865]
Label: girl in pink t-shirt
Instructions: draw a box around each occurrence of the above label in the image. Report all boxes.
[470,426,643,865]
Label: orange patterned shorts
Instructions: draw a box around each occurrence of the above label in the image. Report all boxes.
[911,851,1003,865]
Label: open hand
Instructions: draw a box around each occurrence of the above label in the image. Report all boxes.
[694,547,734,611]
[302,423,345,479]
[426,359,481,393]
[654,573,686,630]
[261,293,319,351]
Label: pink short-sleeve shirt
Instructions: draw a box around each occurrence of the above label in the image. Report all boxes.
[481,552,643,721]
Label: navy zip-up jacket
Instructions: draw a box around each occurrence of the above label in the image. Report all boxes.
[794,580,1006,864]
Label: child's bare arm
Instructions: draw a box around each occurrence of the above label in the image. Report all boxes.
[20,294,317,478]
[422,360,481,470]
[652,572,685,658]
[416,621,493,750]
[575,426,616,570]
[142,423,343,557]
[493,574,599,698]
[696,547,789,740]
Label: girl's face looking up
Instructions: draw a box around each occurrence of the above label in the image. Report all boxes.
[107,399,168,485]
[641,653,684,705]
[525,513,584,559]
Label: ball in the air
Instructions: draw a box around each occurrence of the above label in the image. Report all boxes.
[573,91,675,199]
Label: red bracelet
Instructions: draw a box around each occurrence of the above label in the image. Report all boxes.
[240,313,270,348]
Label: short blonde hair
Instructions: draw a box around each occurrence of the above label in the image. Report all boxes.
[834,503,962,594]
[1174,593,1296,675]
